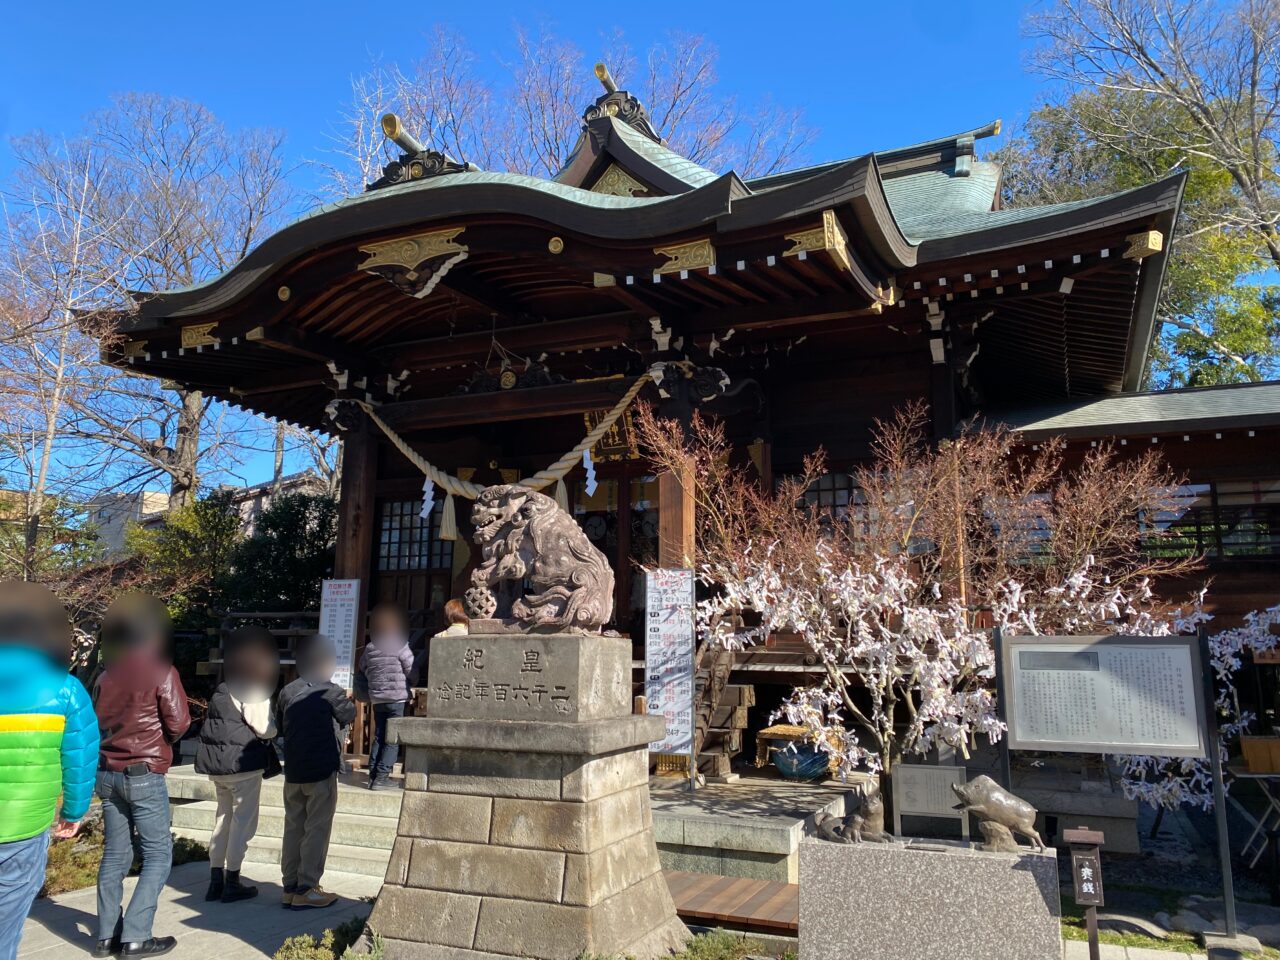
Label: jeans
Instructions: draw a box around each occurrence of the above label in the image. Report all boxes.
[0,831,50,960]
[369,702,405,780]
[96,770,172,943]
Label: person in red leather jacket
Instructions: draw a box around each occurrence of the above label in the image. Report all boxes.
[91,595,190,959]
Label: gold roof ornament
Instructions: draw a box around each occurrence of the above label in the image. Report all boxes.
[1123,230,1164,259]
[784,210,853,275]
[654,238,716,275]
[359,227,470,299]
[591,164,647,197]
[180,323,218,348]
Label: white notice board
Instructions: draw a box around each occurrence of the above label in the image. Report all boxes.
[644,568,696,755]
[319,578,361,690]
[1002,635,1206,758]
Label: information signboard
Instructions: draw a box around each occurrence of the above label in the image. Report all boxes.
[1001,634,1206,758]
[318,578,361,690]
[644,568,696,757]
[891,763,969,839]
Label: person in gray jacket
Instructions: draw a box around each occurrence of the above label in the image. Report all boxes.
[358,604,413,790]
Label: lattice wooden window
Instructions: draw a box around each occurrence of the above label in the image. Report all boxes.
[376,500,453,572]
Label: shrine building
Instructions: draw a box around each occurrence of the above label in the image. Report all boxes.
[103,66,1280,772]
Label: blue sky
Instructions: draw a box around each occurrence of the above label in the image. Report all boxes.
[0,1,1048,189]
[1,0,1051,489]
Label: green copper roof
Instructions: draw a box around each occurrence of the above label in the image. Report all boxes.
[994,381,1280,438]
[302,169,672,221]
[608,120,720,189]
[881,163,1002,242]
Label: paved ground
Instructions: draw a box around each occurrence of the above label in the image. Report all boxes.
[1062,941,1206,959]
[19,861,381,959]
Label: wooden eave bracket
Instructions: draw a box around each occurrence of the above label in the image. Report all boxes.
[1123,230,1163,260]
[180,323,219,348]
[784,210,895,311]
[653,238,716,276]
[358,226,470,299]
[784,210,853,274]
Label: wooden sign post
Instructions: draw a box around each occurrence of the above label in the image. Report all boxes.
[1064,827,1106,960]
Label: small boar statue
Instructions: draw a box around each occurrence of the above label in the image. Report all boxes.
[951,775,1044,851]
[814,781,893,844]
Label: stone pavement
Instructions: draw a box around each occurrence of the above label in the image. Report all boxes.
[1062,941,1206,959]
[19,860,382,960]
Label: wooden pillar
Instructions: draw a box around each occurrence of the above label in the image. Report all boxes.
[333,413,378,760]
[657,457,695,569]
[334,412,378,599]
[927,305,956,440]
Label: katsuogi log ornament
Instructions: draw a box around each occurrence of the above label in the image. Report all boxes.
[951,775,1045,851]
[464,484,615,633]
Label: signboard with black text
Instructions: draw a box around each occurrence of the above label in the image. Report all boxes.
[319,578,361,690]
[644,568,696,756]
[1001,635,1206,758]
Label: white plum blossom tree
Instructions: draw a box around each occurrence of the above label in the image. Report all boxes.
[635,401,1271,809]
[700,545,1003,775]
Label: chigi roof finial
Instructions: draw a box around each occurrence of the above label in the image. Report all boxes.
[581,61,662,143]
[365,113,479,192]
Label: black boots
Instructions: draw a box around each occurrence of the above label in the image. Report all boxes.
[121,938,177,957]
[220,869,258,902]
[204,867,223,901]
[206,866,258,902]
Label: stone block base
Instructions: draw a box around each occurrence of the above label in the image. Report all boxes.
[364,633,689,960]
[799,838,1061,960]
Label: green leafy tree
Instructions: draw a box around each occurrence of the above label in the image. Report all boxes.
[126,490,241,627]
[996,88,1280,386]
[0,493,100,580]
[223,493,337,613]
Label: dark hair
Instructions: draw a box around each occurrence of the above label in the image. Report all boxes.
[295,632,336,675]
[444,598,469,627]
[370,602,409,633]
[100,593,171,656]
[223,625,280,686]
[224,625,278,660]
[0,580,72,666]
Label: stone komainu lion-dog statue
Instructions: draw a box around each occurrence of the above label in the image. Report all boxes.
[464,484,615,633]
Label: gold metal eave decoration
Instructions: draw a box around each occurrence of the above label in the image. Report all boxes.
[121,340,148,359]
[1123,230,1164,260]
[653,238,715,275]
[359,226,469,271]
[784,209,853,275]
[180,323,218,348]
[592,164,647,198]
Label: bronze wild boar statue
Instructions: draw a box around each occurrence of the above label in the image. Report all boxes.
[951,775,1045,851]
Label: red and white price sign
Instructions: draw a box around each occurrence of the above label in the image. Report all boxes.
[644,568,695,756]
[319,578,361,690]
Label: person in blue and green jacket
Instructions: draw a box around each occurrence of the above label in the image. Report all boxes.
[0,581,98,960]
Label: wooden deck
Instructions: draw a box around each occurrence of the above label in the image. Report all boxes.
[665,870,799,934]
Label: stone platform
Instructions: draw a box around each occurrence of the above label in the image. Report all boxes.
[166,767,855,885]
[799,838,1061,960]
[366,633,689,960]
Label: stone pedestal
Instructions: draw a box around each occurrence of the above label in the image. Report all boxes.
[799,838,1061,960]
[366,634,690,960]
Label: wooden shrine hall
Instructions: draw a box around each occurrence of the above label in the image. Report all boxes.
[102,64,1280,772]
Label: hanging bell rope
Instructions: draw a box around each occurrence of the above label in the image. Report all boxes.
[354,368,653,505]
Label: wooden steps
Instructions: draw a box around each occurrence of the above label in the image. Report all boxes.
[664,869,798,934]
